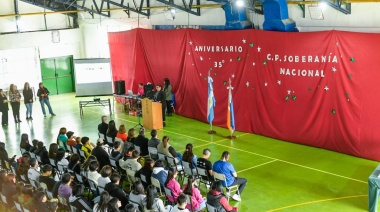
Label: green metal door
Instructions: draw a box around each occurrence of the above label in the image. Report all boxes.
[40,56,74,95]
[56,56,74,94]
[40,58,58,95]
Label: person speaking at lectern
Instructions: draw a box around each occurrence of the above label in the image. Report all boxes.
[154,84,166,127]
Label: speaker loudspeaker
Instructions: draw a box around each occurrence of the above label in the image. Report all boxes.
[114,80,126,95]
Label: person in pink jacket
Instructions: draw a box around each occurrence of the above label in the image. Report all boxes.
[183,175,207,211]
[164,167,182,203]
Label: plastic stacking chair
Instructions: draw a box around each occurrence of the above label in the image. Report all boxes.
[151,177,164,197]
[196,167,213,190]
[206,203,217,212]
[148,147,158,160]
[213,172,240,201]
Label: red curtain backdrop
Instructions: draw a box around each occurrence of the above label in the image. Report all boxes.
[108,28,380,161]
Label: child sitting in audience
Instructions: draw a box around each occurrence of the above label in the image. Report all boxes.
[182,175,206,211]
[164,167,182,203]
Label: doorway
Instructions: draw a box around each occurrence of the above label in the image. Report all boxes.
[40,55,75,95]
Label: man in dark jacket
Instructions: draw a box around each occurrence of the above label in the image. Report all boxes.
[91,139,111,170]
[97,115,108,137]
[154,84,166,126]
[104,173,129,208]
[134,128,149,157]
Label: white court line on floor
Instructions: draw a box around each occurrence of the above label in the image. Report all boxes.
[237,159,278,173]
[86,111,366,184]
[164,130,213,143]
[214,142,367,184]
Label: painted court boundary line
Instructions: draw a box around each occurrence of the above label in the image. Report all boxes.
[237,159,278,174]
[90,109,366,184]
[266,194,368,212]
[214,142,367,184]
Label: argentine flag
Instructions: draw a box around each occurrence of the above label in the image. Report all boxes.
[207,76,216,123]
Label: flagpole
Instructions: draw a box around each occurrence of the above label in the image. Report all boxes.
[227,78,236,139]
[208,70,216,134]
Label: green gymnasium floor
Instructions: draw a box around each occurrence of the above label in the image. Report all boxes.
[0,93,378,212]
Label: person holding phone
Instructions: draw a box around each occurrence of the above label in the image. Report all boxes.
[37,82,56,117]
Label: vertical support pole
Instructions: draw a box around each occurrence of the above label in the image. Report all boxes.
[14,0,20,33]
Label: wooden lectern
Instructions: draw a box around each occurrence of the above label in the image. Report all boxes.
[141,98,163,130]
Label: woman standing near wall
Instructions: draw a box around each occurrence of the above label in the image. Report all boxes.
[23,82,34,120]
[0,89,9,126]
[164,78,173,116]
[9,84,22,123]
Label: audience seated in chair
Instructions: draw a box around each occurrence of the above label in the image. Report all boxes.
[144,185,172,212]
[135,158,154,188]
[68,154,81,175]
[27,158,40,182]
[183,175,207,211]
[2,173,16,208]
[121,128,136,156]
[151,160,168,190]
[129,181,146,210]
[213,151,247,202]
[35,141,49,165]
[134,128,149,157]
[38,164,56,191]
[18,184,34,209]
[98,115,109,138]
[106,120,118,146]
[98,165,112,188]
[57,173,73,202]
[148,129,161,148]
[197,148,214,181]
[104,173,129,208]
[121,149,142,172]
[164,167,182,203]
[157,136,182,163]
[172,193,190,212]
[81,137,95,159]
[93,191,110,212]
[207,181,238,212]
[34,191,58,212]
[91,139,111,170]
[87,160,101,186]
[69,184,93,212]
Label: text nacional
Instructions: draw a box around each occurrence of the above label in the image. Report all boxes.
[280,68,325,77]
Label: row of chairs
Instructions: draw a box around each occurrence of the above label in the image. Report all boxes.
[147,147,240,202]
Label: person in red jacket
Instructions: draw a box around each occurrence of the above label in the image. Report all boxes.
[207,181,238,212]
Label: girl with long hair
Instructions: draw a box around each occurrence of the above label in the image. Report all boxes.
[2,173,16,207]
[68,154,81,174]
[48,143,59,160]
[121,128,135,156]
[106,120,118,146]
[164,167,182,203]
[9,84,22,123]
[182,143,198,169]
[157,136,182,163]
[183,175,206,211]
[94,191,111,212]
[108,197,121,212]
[20,133,31,151]
[129,181,146,207]
[144,185,170,212]
[23,82,34,120]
